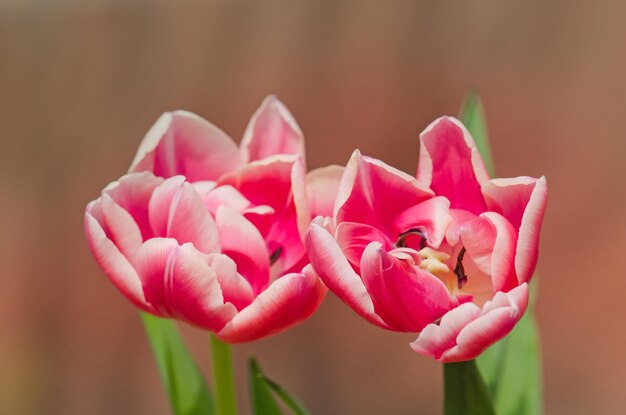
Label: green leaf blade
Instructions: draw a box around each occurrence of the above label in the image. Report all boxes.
[444,360,496,415]
[249,358,282,415]
[477,307,542,415]
[141,313,214,415]
[249,358,311,415]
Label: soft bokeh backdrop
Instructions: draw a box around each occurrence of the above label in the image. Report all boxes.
[2,1,625,414]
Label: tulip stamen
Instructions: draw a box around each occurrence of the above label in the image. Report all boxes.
[269,247,283,265]
[396,229,427,249]
[454,247,468,289]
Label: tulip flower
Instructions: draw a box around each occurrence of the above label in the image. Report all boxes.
[306,116,547,362]
[85,96,341,342]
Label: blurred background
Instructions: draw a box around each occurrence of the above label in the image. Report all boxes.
[2,0,625,414]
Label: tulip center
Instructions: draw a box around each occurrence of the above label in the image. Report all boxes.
[417,247,450,277]
[416,246,469,291]
[396,229,469,290]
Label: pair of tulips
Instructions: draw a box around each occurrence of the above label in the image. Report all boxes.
[85,96,547,362]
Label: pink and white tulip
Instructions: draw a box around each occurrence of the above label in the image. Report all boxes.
[306,116,547,362]
[85,96,341,342]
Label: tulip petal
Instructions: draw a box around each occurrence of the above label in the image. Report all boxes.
[84,209,153,312]
[335,150,434,236]
[264,203,306,278]
[393,196,451,249]
[219,156,306,275]
[100,172,163,249]
[438,284,529,362]
[240,96,305,163]
[208,254,255,311]
[200,184,251,216]
[166,245,238,331]
[148,176,220,254]
[417,117,489,214]
[305,221,390,329]
[335,222,393,268]
[100,194,145,259]
[216,265,325,343]
[219,155,296,213]
[483,176,548,283]
[306,165,344,218]
[215,205,270,295]
[130,110,241,181]
[132,238,180,315]
[410,302,482,360]
[360,242,457,332]
[290,158,310,242]
[461,212,518,295]
[411,284,528,362]
[133,240,237,331]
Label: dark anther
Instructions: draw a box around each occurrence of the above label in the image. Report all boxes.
[269,247,283,265]
[396,228,427,249]
[454,247,468,289]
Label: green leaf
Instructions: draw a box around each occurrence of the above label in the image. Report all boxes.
[444,360,496,415]
[141,313,214,415]
[459,89,496,176]
[461,89,543,415]
[249,358,310,415]
[477,304,542,415]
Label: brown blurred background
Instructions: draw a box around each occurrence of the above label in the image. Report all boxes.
[1,0,625,414]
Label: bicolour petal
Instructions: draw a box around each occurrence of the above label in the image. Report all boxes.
[219,156,305,275]
[460,212,518,295]
[129,110,241,181]
[483,176,548,284]
[335,222,393,268]
[132,238,180,315]
[200,184,251,216]
[208,254,255,311]
[410,302,482,360]
[99,194,144,260]
[306,165,344,218]
[290,157,310,242]
[334,150,434,236]
[101,172,163,244]
[438,283,529,362]
[164,244,238,331]
[305,220,390,329]
[84,208,153,312]
[133,240,237,330]
[417,117,489,214]
[218,154,296,214]
[148,176,220,253]
[215,205,270,295]
[240,96,305,163]
[216,265,325,343]
[360,242,457,332]
[393,196,451,249]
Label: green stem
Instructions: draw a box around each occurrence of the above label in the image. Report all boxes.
[210,334,238,415]
[443,360,495,415]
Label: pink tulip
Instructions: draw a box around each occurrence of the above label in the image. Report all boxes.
[85,96,342,342]
[306,116,547,362]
